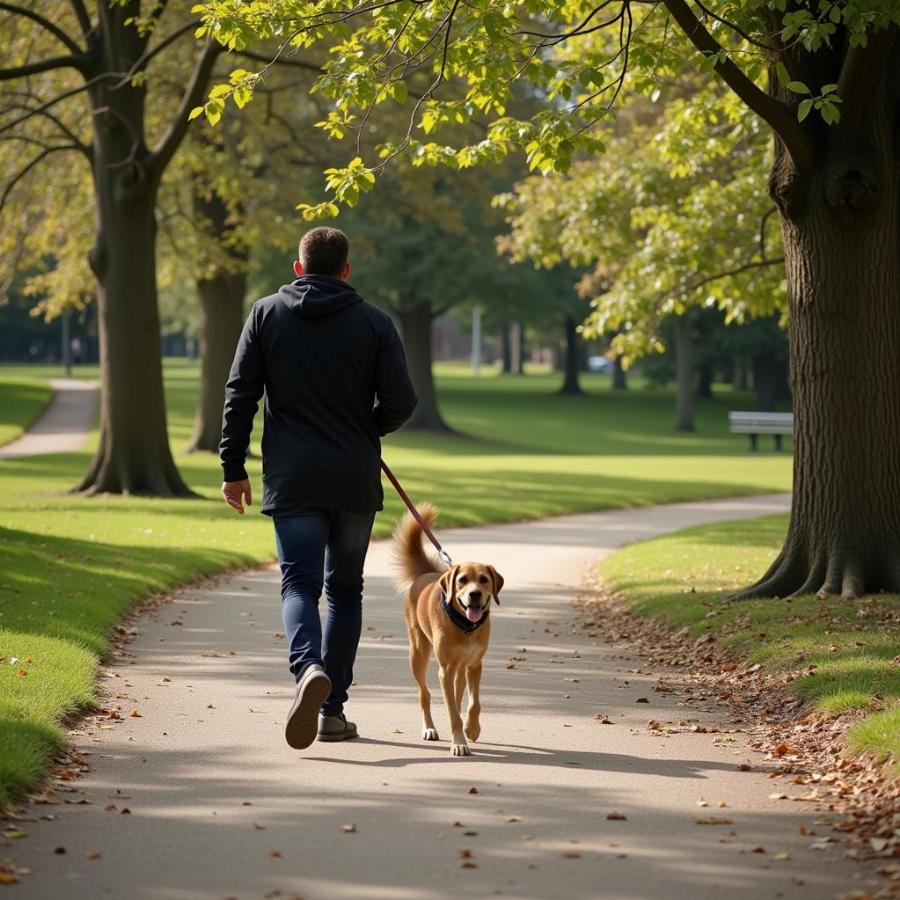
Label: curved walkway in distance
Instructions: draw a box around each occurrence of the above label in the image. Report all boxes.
[0,378,98,458]
[9,490,885,900]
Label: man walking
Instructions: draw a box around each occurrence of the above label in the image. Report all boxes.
[220,227,417,749]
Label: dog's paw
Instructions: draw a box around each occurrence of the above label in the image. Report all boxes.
[422,727,440,741]
[464,721,480,742]
[451,742,471,757]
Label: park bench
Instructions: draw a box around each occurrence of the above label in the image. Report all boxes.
[728,411,793,452]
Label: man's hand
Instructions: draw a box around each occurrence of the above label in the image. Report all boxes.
[222,479,252,515]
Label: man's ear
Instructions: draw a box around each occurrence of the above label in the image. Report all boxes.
[488,566,504,605]
[293,259,304,278]
[341,260,352,281]
[438,565,459,605]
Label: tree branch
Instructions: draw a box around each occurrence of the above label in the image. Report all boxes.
[0,54,88,80]
[0,144,83,213]
[685,256,784,294]
[0,3,85,55]
[233,48,323,74]
[149,39,222,177]
[111,19,200,88]
[69,0,91,38]
[662,0,815,173]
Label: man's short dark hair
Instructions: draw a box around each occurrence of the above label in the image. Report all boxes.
[298,226,349,277]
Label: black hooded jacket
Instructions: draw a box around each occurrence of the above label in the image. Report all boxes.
[219,275,417,515]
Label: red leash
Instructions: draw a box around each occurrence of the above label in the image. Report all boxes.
[380,459,453,568]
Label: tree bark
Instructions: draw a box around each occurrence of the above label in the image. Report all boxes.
[696,363,713,399]
[397,303,451,431]
[499,322,512,373]
[70,2,219,496]
[187,189,248,453]
[752,353,790,412]
[77,174,191,495]
[559,315,582,395]
[674,316,694,432]
[612,355,628,390]
[732,353,749,390]
[736,55,900,599]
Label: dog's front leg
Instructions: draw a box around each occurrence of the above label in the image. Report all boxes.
[464,662,482,743]
[438,665,469,756]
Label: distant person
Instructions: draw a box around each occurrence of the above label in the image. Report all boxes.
[219,226,417,749]
[71,337,83,366]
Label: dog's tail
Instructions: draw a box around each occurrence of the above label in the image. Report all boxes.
[392,502,442,591]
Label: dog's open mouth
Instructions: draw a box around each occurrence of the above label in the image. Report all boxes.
[464,605,485,623]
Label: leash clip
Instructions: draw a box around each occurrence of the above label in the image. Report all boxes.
[438,548,454,569]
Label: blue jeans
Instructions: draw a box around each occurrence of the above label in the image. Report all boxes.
[273,510,375,717]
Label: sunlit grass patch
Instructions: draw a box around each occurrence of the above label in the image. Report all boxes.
[0,379,54,447]
[599,515,900,763]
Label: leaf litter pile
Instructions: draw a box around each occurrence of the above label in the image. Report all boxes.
[574,576,899,898]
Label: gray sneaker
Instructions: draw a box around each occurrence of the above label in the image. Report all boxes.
[285,664,332,749]
[317,713,358,742]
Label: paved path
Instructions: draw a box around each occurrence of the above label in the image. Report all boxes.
[9,493,879,899]
[0,378,97,458]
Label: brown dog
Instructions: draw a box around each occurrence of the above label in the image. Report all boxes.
[393,504,504,756]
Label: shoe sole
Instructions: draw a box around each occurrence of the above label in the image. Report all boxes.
[316,726,359,743]
[285,672,332,750]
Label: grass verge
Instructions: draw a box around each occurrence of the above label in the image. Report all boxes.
[0,379,54,447]
[598,514,899,763]
[0,359,792,805]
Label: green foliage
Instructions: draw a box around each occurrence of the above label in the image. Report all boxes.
[500,86,785,358]
[599,514,899,763]
[192,0,900,214]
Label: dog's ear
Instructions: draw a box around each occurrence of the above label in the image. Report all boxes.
[488,566,504,605]
[438,565,459,605]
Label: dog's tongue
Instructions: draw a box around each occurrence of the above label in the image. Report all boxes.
[465,606,484,623]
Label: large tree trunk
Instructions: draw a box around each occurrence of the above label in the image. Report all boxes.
[612,355,628,390]
[187,189,247,453]
[188,271,246,452]
[559,315,582,395]
[674,316,694,432]
[752,353,790,412]
[78,180,191,495]
[76,57,191,496]
[397,303,451,431]
[737,59,900,599]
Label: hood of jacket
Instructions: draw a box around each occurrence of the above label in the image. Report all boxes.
[278,275,363,317]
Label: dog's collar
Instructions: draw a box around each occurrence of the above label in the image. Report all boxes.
[440,592,489,635]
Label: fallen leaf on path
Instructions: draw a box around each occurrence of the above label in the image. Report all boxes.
[85,851,102,860]
[0,872,18,885]
[459,849,472,858]
[3,830,26,839]
[53,847,65,855]
[563,851,582,859]
[128,709,142,718]
[467,787,479,795]
[635,697,649,704]
[463,831,478,836]
[595,714,613,724]
[460,862,478,869]
[695,817,733,826]
[768,793,788,800]
[269,850,282,858]
[342,824,356,833]
[606,812,626,821]
[506,816,521,823]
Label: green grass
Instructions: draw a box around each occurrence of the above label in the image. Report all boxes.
[598,515,900,764]
[0,358,792,805]
[0,379,54,447]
